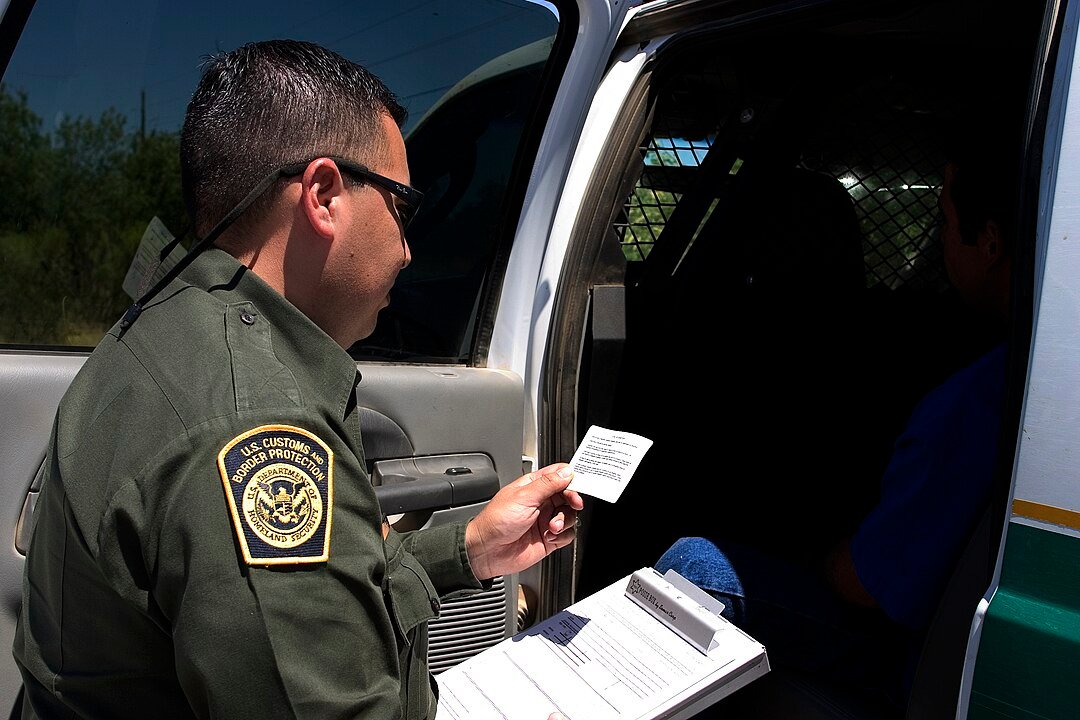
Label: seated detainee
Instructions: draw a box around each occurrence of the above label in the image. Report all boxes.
[655,120,1017,713]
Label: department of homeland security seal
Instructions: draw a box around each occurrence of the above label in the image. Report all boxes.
[218,425,333,565]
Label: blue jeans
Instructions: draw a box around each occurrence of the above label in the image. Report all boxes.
[656,537,913,711]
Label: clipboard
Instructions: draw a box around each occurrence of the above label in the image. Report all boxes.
[436,567,770,720]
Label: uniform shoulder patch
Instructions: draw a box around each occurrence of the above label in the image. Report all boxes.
[218,424,334,565]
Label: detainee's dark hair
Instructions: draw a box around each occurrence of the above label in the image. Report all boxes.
[944,66,1028,252]
[180,39,407,237]
[945,119,1023,252]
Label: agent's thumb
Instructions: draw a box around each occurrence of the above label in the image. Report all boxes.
[532,465,574,496]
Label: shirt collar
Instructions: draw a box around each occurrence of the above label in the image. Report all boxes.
[180,247,360,417]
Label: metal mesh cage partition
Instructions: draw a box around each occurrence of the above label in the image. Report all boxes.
[613,60,950,294]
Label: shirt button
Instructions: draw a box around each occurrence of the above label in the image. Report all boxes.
[240,310,256,325]
[430,598,441,615]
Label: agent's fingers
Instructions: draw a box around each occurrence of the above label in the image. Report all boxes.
[543,508,580,544]
[546,507,578,535]
[535,461,570,477]
[543,524,576,548]
[545,511,566,536]
[561,488,584,510]
[512,462,571,489]
[520,465,575,503]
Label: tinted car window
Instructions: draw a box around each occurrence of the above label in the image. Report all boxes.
[0,0,561,361]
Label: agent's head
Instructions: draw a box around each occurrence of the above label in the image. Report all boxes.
[181,39,407,237]
[180,40,417,347]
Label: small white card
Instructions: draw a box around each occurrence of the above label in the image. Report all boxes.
[566,425,653,502]
[122,216,185,300]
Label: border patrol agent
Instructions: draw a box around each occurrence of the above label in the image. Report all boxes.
[13,40,582,719]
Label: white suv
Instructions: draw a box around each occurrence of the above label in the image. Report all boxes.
[2,1,1077,718]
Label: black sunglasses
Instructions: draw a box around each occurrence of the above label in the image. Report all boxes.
[119,154,423,334]
[282,156,424,228]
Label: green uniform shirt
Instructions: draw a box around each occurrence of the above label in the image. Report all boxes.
[14,248,483,719]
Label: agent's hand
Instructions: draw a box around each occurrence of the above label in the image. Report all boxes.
[465,463,584,581]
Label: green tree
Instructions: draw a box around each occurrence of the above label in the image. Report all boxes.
[0,88,184,345]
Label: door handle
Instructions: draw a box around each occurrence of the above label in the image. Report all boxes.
[15,458,47,555]
[372,454,500,515]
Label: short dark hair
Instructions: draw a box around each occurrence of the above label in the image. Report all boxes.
[944,64,1029,252]
[946,120,1023,252]
[180,39,407,237]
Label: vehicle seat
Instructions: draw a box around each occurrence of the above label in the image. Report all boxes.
[581,96,886,600]
[904,500,996,719]
[644,111,876,561]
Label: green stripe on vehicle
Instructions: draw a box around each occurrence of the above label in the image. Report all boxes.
[970,521,1080,719]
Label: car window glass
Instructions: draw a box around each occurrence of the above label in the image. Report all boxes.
[0,0,561,361]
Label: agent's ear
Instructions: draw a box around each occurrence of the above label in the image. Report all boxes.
[299,158,348,240]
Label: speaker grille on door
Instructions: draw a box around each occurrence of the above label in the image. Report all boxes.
[428,576,508,673]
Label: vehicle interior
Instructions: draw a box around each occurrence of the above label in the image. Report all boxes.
[563,1,1047,717]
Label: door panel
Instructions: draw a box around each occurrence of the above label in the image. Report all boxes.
[967,0,1080,714]
[0,355,524,711]
[0,354,84,706]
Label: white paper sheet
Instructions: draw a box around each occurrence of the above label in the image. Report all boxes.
[565,425,653,502]
[436,571,768,720]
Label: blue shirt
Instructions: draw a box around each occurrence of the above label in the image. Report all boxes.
[851,343,1007,631]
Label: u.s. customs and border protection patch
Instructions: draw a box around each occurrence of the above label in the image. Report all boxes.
[218,425,334,565]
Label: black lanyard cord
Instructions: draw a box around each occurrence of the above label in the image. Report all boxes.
[117,162,306,336]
